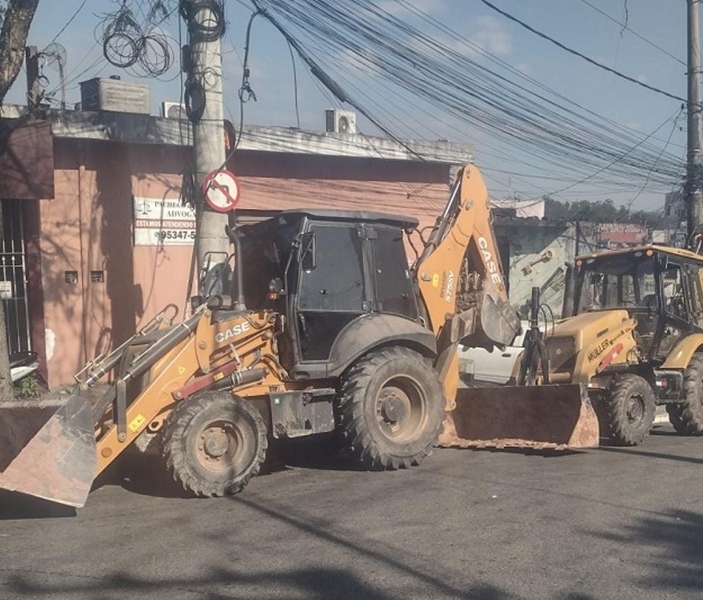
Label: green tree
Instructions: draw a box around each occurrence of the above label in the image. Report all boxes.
[544,195,660,227]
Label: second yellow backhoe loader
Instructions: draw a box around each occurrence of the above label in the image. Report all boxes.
[0,164,597,508]
[503,237,703,447]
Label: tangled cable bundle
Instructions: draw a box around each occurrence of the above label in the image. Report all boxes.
[96,1,226,87]
[177,1,227,123]
[179,0,226,43]
[99,1,178,78]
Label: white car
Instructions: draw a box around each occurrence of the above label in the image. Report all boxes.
[458,321,531,385]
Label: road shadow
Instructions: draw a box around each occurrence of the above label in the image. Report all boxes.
[0,490,75,520]
[0,564,521,600]
[587,507,703,591]
[103,433,357,500]
[444,446,584,458]
[225,493,603,600]
[595,445,703,466]
[650,428,681,437]
[228,492,523,600]
[1,474,524,599]
[275,433,360,471]
[97,453,193,500]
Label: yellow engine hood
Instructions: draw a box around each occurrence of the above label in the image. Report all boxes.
[549,310,631,342]
[547,310,637,383]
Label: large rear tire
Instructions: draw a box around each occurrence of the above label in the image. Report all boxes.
[605,374,656,446]
[336,346,445,470]
[667,353,703,435]
[160,392,268,497]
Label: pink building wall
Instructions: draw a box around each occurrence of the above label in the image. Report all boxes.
[38,139,451,386]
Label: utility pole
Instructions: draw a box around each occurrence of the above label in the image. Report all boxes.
[562,220,581,318]
[183,2,229,287]
[687,0,703,238]
[25,46,41,111]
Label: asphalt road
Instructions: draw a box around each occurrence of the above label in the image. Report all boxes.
[2,425,703,600]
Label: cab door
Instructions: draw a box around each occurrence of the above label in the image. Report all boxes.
[369,225,419,320]
[295,222,368,362]
[657,259,690,357]
[688,263,703,331]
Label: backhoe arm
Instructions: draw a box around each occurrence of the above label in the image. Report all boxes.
[414,164,520,403]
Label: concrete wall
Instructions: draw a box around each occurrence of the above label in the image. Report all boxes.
[496,221,574,319]
[38,141,177,383]
[38,139,451,385]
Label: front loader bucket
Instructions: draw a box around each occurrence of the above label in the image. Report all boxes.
[439,383,599,450]
[0,392,96,507]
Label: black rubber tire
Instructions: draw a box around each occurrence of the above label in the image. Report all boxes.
[605,374,656,446]
[666,404,689,434]
[336,346,445,470]
[667,353,703,435]
[160,392,268,497]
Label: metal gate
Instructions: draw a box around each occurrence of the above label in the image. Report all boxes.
[0,200,31,356]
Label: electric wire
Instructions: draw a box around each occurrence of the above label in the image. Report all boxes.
[287,41,301,129]
[252,0,685,200]
[578,0,686,66]
[264,0,680,183]
[392,0,684,154]
[543,107,683,198]
[477,0,686,104]
[47,0,89,47]
[626,107,685,211]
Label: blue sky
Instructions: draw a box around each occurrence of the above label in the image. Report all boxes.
[6,0,694,211]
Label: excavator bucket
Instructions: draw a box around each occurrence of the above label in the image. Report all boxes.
[439,383,599,450]
[0,392,96,507]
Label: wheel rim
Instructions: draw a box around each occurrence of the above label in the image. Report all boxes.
[195,419,249,475]
[374,375,428,443]
[625,394,646,428]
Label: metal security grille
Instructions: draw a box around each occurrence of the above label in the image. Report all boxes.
[0,201,31,355]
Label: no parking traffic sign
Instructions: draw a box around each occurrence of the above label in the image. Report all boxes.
[202,169,241,213]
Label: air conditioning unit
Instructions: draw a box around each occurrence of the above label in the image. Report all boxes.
[325,109,357,134]
[161,101,187,120]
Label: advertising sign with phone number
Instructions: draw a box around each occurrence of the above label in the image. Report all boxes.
[133,197,196,246]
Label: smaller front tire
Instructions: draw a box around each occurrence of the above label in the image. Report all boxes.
[160,392,268,497]
[605,374,656,446]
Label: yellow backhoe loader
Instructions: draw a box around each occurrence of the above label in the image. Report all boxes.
[505,238,703,447]
[0,164,598,508]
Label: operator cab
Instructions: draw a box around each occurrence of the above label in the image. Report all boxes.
[573,246,703,360]
[235,209,434,380]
